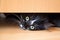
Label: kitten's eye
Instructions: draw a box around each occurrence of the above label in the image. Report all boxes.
[30,26,35,29]
[25,16,29,21]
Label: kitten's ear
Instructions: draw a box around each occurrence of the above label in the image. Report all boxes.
[0,14,6,18]
[0,14,6,21]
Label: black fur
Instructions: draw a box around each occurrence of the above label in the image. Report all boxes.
[5,13,60,30]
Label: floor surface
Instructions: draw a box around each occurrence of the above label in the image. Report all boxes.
[0,20,60,40]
